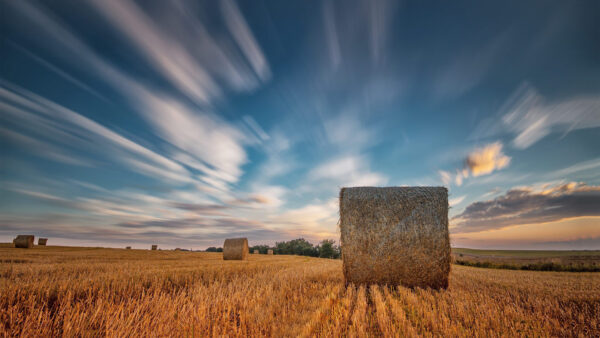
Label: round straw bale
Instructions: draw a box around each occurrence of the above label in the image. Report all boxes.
[14,235,35,248]
[223,238,248,260]
[151,245,158,250]
[38,238,48,246]
[253,249,259,254]
[267,249,273,255]
[339,186,450,289]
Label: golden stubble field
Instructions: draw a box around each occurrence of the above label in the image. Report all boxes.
[1,246,599,337]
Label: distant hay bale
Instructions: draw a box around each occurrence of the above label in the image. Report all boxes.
[339,187,450,289]
[14,235,35,249]
[253,249,259,254]
[267,249,273,255]
[223,238,248,260]
[38,238,48,246]
[151,245,158,250]
[126,246,131,249]
[175,248,181,251]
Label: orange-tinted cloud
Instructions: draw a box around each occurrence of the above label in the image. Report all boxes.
[464,142,510,177]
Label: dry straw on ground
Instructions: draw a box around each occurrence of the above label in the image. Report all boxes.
[223,238,248,260]
[268,249,274,255]
[2,247,597,336]
[13,235,34,249]
[253,249,259,254]
[38,238,48,246]
[339,186,451,289]
[151,245,158,251]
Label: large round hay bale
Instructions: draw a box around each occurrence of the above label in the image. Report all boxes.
[267,249,273,255]
[339,187,450,289]
[38,238,48,246]
[14,235,35,248]
[253,249,259,254]
[223,238,248,260]
[151,245,158,250]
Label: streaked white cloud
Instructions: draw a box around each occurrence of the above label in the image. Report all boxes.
[7,0,259,195]
[221,0,271,82]
[1,84,194,185]
[323,0,341,69]
[432,34,507,100]
[89,0,255,104]
[0,126,92,167]
[253,131,294,183]
[247,185,288,208]
[9,41,110,103]
[474,83,600,149]
[243,115,270,141]
[322,112,377,152]
[449,195,466,207]
[438,170,452,186]
[365,0,396,64]
[308,155,387,188]
[269,198,338,232]
[503,85,600,148]
[134,92,248,185]
[548,157,600,180]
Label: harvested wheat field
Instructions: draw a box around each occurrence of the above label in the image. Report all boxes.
[1,246,599,337]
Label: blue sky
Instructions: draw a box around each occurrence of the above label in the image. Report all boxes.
[1,0,599,249]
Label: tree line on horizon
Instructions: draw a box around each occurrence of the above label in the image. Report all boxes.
[205,238,341,259]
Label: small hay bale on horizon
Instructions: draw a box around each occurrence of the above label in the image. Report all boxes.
[223,238,248,260]
[339,186,450,289]
[151,245,158,250]
[267,249,273,255]
[14,235,35,249]
[38,238,48,246]
[253,249,259,254]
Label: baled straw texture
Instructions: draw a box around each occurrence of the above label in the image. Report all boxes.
[253,249,259,254]
[151,245,158,250]
[267,249,273,255]
[14,235,35,248]
[38,238,48,246]
[339,186,450,289]
[223,238,248,260]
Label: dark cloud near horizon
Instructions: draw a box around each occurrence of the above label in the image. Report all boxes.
[453,183,600,233]
[169,202,229,215]
[116,216,264,230]
[0,215,291,247]
[117,218,204,229]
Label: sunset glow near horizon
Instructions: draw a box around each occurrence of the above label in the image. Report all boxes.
[1,0,599,250]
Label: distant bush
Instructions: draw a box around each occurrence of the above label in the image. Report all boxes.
[248,238,341,259]
[249,245,271,255]
[205,247,223,252]
[454,260,600,272]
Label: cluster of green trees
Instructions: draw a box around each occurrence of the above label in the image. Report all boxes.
[257,238,341,259]
[206,238,341,259]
